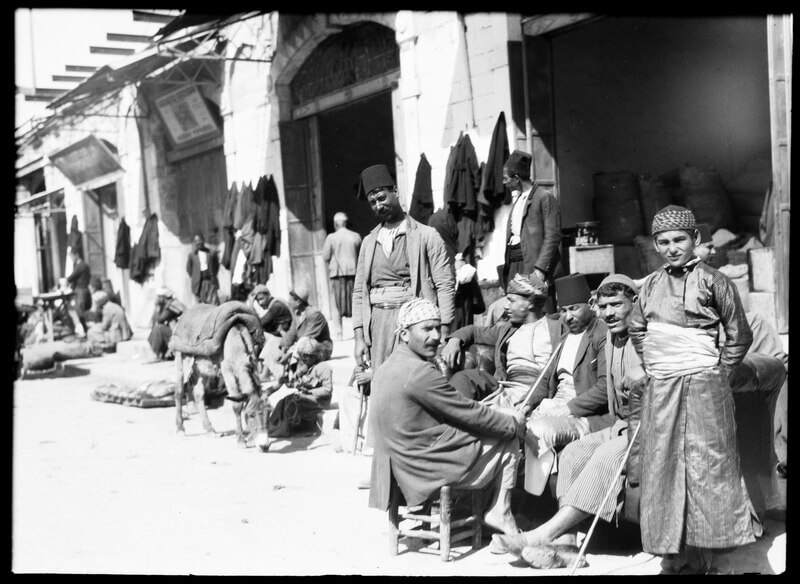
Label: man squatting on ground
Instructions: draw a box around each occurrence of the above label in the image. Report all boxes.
[629,204,760,575]
[368,298,526,536]
[491,273,644,558]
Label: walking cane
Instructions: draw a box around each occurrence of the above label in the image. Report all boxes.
[568,420,642,575]
[513,339,564,414]
[352,389,366,456]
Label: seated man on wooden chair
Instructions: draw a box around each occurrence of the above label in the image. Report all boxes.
[368,298,528,536]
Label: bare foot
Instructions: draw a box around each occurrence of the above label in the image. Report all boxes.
[483,510,521,536]
[489,532,551,556]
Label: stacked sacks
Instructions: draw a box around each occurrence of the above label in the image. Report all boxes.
[678,164,736,233]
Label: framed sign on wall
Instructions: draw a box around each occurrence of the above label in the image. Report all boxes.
[154,85,221,148]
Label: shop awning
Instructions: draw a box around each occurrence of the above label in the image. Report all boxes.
[47,134,125,190]
[522,14,600,36]
[48,11,264,112]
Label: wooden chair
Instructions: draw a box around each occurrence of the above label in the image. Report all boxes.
[388,473,484,562]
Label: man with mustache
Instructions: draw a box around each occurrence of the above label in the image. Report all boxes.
[342,164,455,456]
[490,274,644,562]
[368,298,526,536]
[518,273,611,498]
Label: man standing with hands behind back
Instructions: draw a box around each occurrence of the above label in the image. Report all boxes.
[323,212,362,340]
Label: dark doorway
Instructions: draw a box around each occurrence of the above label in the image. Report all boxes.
[317,91,395,237]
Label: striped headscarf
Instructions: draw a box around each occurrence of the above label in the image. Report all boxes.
[395,298,441,333]
[651,205,696,236]
[506,272,548,298]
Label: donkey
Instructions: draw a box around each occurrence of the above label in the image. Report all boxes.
[171,301,270,449]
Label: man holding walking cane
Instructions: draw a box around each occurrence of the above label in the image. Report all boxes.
[490,273,645,567]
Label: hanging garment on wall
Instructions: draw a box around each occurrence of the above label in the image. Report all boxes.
[443,133,483,258]
[67,215,84,260]
[234,181,257,231]
[480,111,510,207]
[264,175,281,261]
[252,175,270,235]
[408,153,434,225]
[223,181,239,229]
[221,226,236,270]
[114,217,131,269]
[130,213,161,284]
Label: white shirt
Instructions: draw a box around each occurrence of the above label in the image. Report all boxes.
[377,220,407,258]
[552,331,586,402]
[508,186,533,246]
[506,316,552,374]
[198,250,209,271]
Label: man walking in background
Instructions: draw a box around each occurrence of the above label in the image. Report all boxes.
[323,212,362,340]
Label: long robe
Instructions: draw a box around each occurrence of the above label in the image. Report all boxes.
[630,260,758,553]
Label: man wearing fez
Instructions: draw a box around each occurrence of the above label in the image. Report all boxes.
[519,272,610,498]
[501,150,562,311]
[630,204,757,575]
[492,273,644,560]
[346,163,455,454]
[368,298,526,536]
[441,272,566,404]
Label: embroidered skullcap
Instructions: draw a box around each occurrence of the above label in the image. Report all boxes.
[503,150,532,178]
[696,223,712,244]
[506,272,548,299]
[92,290,109,304]
[651,205,696,236]
[156,287,173,298]
[555,273,591,307]
[252,284,270,297]
[597,273,638,295]
[356,164,395,200]
[396,298,441,333]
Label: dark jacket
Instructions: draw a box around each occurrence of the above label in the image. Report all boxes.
[368,344,520,510]
[502,185,562,282]
[528,317,612,432]
[186,247,220,297]
[114,218,131,269]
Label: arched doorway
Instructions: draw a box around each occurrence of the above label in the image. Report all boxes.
[277,19,401,316]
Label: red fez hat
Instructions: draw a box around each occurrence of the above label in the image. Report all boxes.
[503,150,532,178]
[356,164,395,200]
[555,273,591,307]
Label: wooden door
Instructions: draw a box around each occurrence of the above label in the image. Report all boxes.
[279,117,329,315]
[82,189,106,279]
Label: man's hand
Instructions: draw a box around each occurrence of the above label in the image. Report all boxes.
[354,368,373,387]
[440,337,463,370]
[354,339,370,368]
[511,409,528,439]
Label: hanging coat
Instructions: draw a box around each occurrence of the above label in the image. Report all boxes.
[66,214,84,266]
[408,153,434,225]
[264,175,281,262]
[480,111,510,207]
[223,181,239,229]
[130,214,161,284]
[114,217,131,269]
[443,133,480,213]
[234,182,256,231]
[252,175,270,235]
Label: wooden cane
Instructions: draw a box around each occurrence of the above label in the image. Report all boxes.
[513,338,564,414]
[352,389,366,456]
[568,420,642,575]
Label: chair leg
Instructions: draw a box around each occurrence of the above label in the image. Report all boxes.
[388,487,400,556]
[471,489,483,550]
[439,486,452,561]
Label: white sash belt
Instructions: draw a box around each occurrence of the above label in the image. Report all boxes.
[643,322,719,379]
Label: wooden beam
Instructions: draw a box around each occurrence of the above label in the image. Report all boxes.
[107,33,152,43]
[132,10,175,24]
[52,75,88,82]
[65,65,99,73]
[89,46,136,56]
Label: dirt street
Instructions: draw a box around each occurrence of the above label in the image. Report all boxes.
[12,335,786,575]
